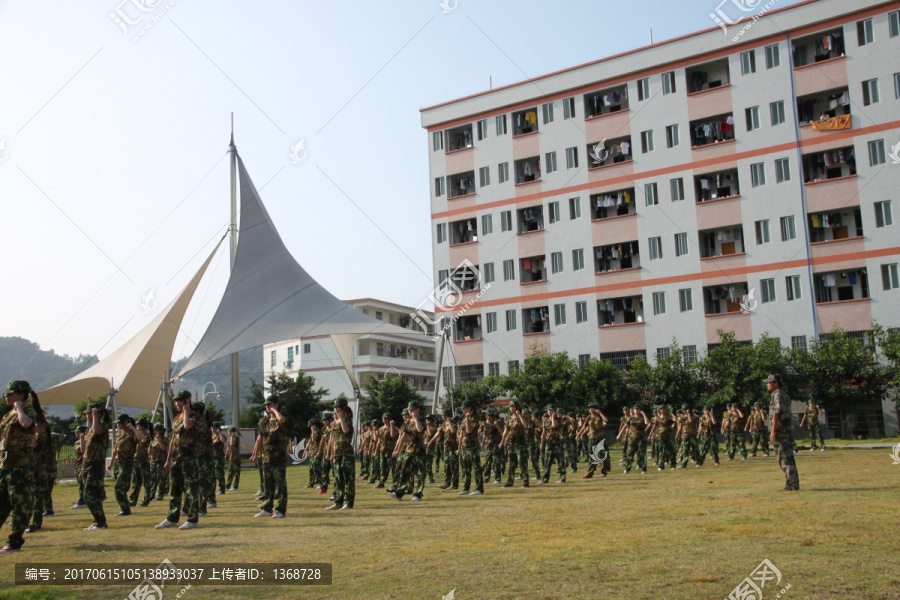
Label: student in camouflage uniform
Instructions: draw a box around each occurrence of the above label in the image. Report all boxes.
[225,427,242,491]
[190,404,214,514]
[71,425,88,509]
[528,411,542,479]
[578,404,610,478]
[0,381,45,552]
[148,425,168,500]
[767,374,799,491]
[366,421,381,485]
[209,423,226,496]
[540,405,569,484]
[498,400,529,487]
[456,400,484,495]
[252,395,288,518]
[647,405,676,471]
[482,409,503,484]
[254,412,267,499]
[305,419,322,489]
[390,400,427,501]
[618,407,631,466]
[326,398,355,510]
[423,416,438,484]
[429,410,457,490]
[563,411,578,473]
[622,406,649,474]
[374,413,397,489]
[82,401,110,531]
[25,420,52,533]
[696,406,720,467]
[745,404,770,457]
[129,419,152,507]
[800,400,825,451]
[317,412,334,496]
[677,405,699,467]
[155,390,202,530]
[111,414,143,517]
[730,405,748,460]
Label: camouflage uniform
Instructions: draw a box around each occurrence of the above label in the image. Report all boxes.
[165,414,201,525]
[148,434,169,500]
[679,413,699,467]
[211,430,226,494]
[129,432,151,506]
[225,434,241,490]
[459,417,484,493]
[584,414,611,476]
[564,415,578,471]
[440,421,459,489]
[748,411,770,455]
[624,415,647,472]
[330,419,356,507]
[195,418,214,513]
[73,437,86,506]
[650,413,676,470]
[394,417,426,500]
[728,410,748,459]
[805,407,824,450]
[697,414,720,466]
[27,426,53,530]
[307,427,322,487]
[503,413,529,487]
[481,420,503,482]
[541,416,567,483]
[82,423,109,528]
[771,388,799,490]
[0,404,37,549]
[113,428,137,514]
[526,418,541,476]
[721,412,735,458]
[261,417,288,515]
[256,416,267,493]
[424,423,437,483]
[319,424,333,491]
[377,425,398,487]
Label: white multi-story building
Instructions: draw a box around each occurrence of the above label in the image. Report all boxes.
[422,0,900,435]
[263,299,437,402]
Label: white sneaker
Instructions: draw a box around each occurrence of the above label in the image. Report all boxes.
[820,448,825,452]
[411,496,422,502]
[217,491,225,496]
[458,490,469,495]
[83,523,107,531]
[809,448,815,452]
[339,504,351,511]
[155,519,178,529]
[179,521,198,530]
[272,511,285,518]
[254,510,272,517]
[468,490,482,496]
[207,503,217,509]
[325,504,339,510]
[71,503,86,509]
[198,513,207,518]
[228,488,238,492]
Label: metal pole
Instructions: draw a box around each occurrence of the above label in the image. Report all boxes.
[431,329,447,415]
[229,116,241,431]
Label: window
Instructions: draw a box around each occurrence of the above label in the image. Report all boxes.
[652,292,666,315]
[895,73,900,99]
[486,312,497,333]
[683,345,697,366]
[575,301,588,323]
[756,220,771,245]
[437,271,448,286]
[670,177,685,201]
[434,177,445,197]
[656,347,671,361]
[505,310,517,331]
[641,130,655,153]
[675,232,688,256]
[786,275,802,301]
[770,101,785,126]
[578,354,591,367]
[665,124,680,148]
[745,106,760,131]
[483,262,495,284]
[479,166,490,187]
[868,140,886,166]
[566,146,579,169]
[862,79,880,106]
[637,77,650,101]
[508,360,519,373]
[554,303,566,326]
[792,335,807,352]
[891,10,900,37]
[503,259,514,281]
[482,214,493,235]
[750,162,766,187]
[548,201,561,224]
[645,182,658,206]
[563,97,576,119]
[883,263,900,290]
[572,248,585,271]
[761,278,776,303]
[740,50,756,75]
[270,350,276,368]
[542,102,554,124]
[545,151,558,173]
[765,43,780,69]
[875,200,893,228]
[857,18,874,46]
[495,115,507,135]
[569,197,581,220]
[436,223,447,244]
[302,343,311,354]
[477,119,488,141]
[500,210,512,232]
[551,252,563,274]
[662,71,676,95]
[433,131,443,151]
[780,216,796,241]
[679,288,693,312]
[488,361,499,376]
[775,157,791,183]
[649,236,662,260]
[498,162,509,184]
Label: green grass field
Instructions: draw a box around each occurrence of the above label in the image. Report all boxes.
[1,448,898,600]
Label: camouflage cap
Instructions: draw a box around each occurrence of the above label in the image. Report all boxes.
[764,373,781,384]
[425,414,437,422]
[153,424,165,431]
[522,405,532,414]
[587,403,600,410]
[264,395,280,406]
[116,413,131,424]
[461,399,476,409]
[322,411,334,420]
[681,404,690,410]
[441,408,452,417]
[137,418,151,428]
[401,408,409,415]
[229,427,238,433]
[382,412,392,419]
[307,418,318,426]
[89,401,106,412]
[407,400,424,411]
[486,408,499,417]
[451,415,462,423]
[508,400,520,409]
[333,397,348,408]
[545,404,556,412]
[5,380,32,395]
[212,422,221,430]
[173,389,191,401]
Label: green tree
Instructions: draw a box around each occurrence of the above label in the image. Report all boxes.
[243,373,329,443]
[445,374,505,414]
[361,376,426,423]
[699,331,793,409]
[873,323,900,408]
[569,358,629,413]
[627,341,701,409]
[503,347,577,412]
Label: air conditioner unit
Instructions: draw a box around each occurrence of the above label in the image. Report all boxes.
[283,361,294,368]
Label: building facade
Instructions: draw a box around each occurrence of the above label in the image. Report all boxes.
[263,299,437,402]
[422,0,900,418]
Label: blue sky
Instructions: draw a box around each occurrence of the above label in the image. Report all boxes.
[0,0,806,361]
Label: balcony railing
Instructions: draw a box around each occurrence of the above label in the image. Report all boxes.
[802,146,856,184]
[703,283,749,315]
[594,241,640,273]
[523,306,550,334]
[814,269,869,304]
[690,113,734,147]
[598,296,643,326]
[699,226,745,259]
[591,187,636,219]
[521,255,546,283]
[584,86,628,118]
[695,169,739,203]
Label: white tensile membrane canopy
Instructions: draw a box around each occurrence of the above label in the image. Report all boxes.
[177,155,425,387]
[39,238,224,410]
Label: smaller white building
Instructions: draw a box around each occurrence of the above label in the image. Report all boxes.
[263,298,437,402]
